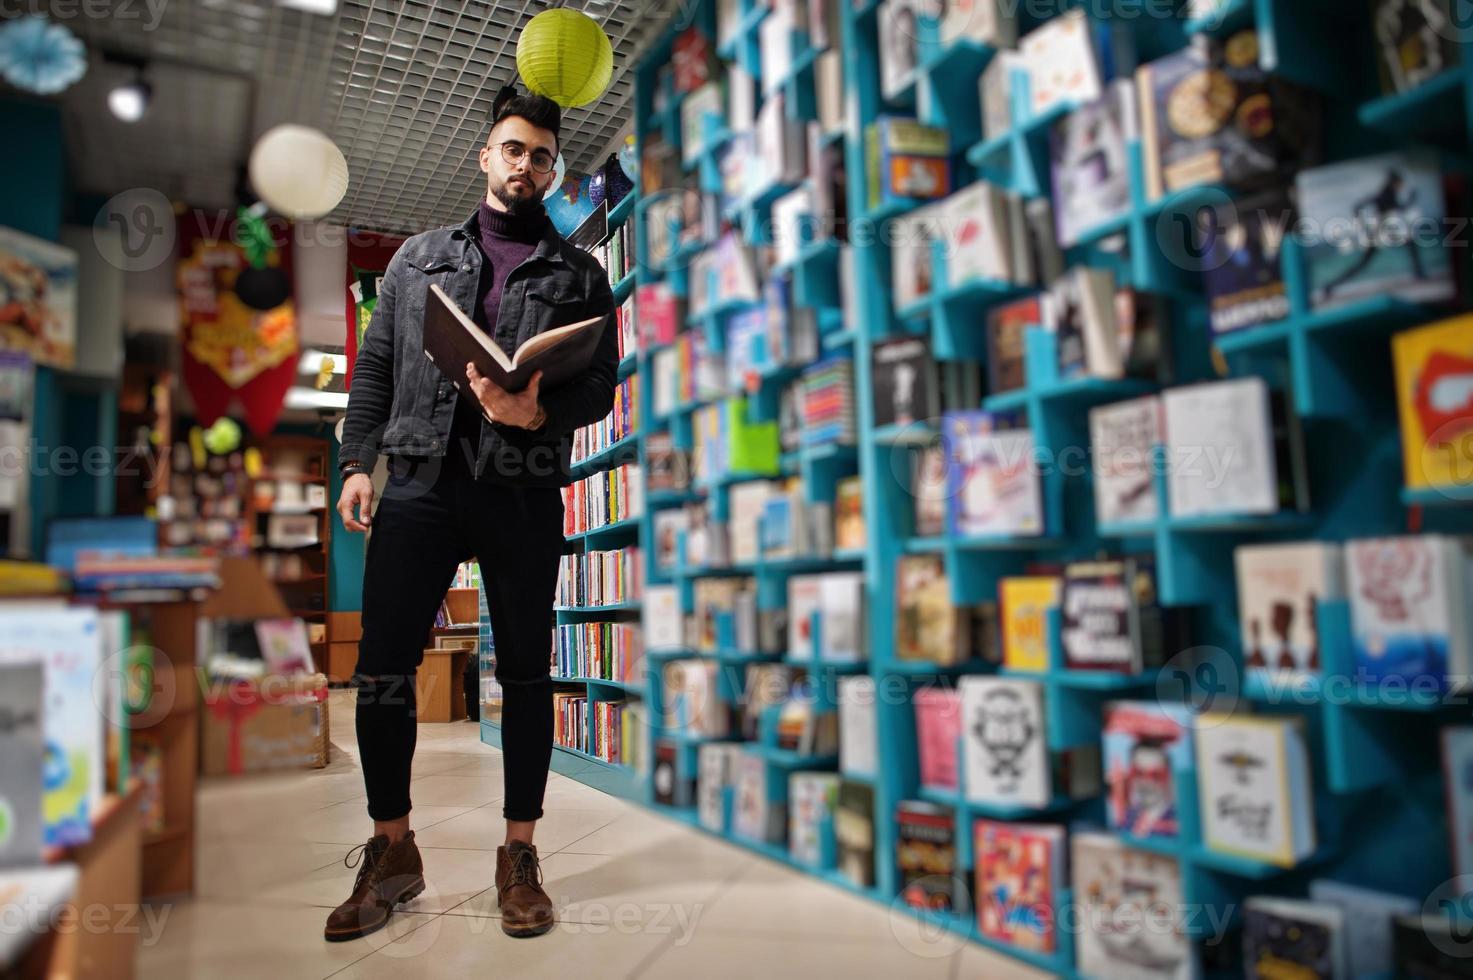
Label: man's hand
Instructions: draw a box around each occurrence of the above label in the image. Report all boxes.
[466,363,545,429]
[337,473,375,532]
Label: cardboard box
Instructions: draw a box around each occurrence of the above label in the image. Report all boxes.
[201,673,329,776]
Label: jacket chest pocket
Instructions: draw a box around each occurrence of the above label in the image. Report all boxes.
[525,283,586,335]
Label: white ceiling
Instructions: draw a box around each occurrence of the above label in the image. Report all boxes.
[49,0,663,235]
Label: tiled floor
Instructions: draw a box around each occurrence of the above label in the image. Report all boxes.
[140,690,1049,979]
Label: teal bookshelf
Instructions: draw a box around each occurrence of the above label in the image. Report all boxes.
[486,1,1473,976]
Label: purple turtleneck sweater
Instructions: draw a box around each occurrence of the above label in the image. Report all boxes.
[446,200,549,471]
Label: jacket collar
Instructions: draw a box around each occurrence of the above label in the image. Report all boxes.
[454,203,566,265]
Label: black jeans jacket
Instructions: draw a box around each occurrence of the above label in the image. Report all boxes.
[340,208,618,487]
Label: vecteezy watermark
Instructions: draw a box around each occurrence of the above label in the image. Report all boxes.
[1423,876,1473,959]
[0,897,173,947]
[887,877,970,958]
[1155,645,1241,723]
[2,0,168,30]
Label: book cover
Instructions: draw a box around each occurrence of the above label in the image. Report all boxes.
[254,618,314,675]
[1020,9,1103,117]
[1196,191,1293,335]
[1242,897,1346,980]
[643,584,684,651]
[1374,0,1460,95]
[1196,713,1316,867]
[912,446,949,538]
[681,81,725,168]
[897,801,957,911]
[872,337,939,429]
[819,573,866,663]
[943,413,1044,537]
[975,819,1064,953]
[636,282,680,349]
[1047,266,1120,380]
[698,743,739,831]
[1392,314,1473,494]
[866,116,951,211]
[1347,534,1471,688]
[653,739,679,806]
[940,0,1014,47]
[835,780,876,887]
[1137,29,1320,201]
[1163,377,1282,519]
[979,51,1020,139]
[877,0,920,101]
[896,555,963,665]
[914,687,963,790]
[1235,541,1345,681]
[1050,80,1133,247]
[1102,701,1193,840]
[672,25,716,94]
[1061,558,1150,673]
[839,675,878,777]
[1073,833,1192,979]
[732,750,774,842]
[960,676,1049,807]
[1297,150,1455,311]
[986,296,1042,395]
[1308,879,1417,978]
[1090,395,1162,526]
[790,772,841,868]
[788,575,825,661]
[944,180,1013,287]
[662,659,725,736]
[891,204,941,311]
[835,476,865,552]
[1000,576,1062,673]
[0,659,43,868]
[1445,727,1473,876]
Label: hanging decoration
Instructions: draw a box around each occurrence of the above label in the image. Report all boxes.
[343,230,407,390]
[0,16,86,95]
[545,172,595,237]
[202,417,242,455]
[176,210,298,436]
[618,133,639,184]
[248,125,350,220]
[515,8,613,108]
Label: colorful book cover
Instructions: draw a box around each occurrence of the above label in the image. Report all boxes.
[1000,576,1062,673]
[653,739,679,806]
[897,801,957,911]
[1061,559,1143,673]
[1050,81,1133,247]
[1445,727,1473,877]
[1298,150,1455,311]
[986,296,1042,395]
[914,688,963,790]
[1235,541,1344,681]
[789,772,840,868]
[975,819,1064,953]
[944,180,1012,286]
[1242,898,1346,979]
[0,659,44,868]
[1020,9,1102,117]
[1073,833,1192,979]
[1392,314,1473,494]
[254,618,314,675]
[942,412,1043,538]
[1374,0,1461,95]
[1090,395,1162,526]
[788,575,825,661]
[872,337,938,429]
[1196,191,1293,335]
[835,780,876,887]
[959,676,1050,807]
[698,743,739,832]
[731,749,773,842]
[1348,534,1472,688]
[1102,701,1193,840]
[896,555,961,665]
[1195,713,1316,867]
[834,476,865,552]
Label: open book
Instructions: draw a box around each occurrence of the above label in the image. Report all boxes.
[422,282,609,398]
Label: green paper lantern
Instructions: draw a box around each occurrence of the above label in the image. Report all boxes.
[516,8,613,108]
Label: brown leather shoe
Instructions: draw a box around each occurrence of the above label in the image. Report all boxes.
[496,840,555,938]
[323,832,426,942]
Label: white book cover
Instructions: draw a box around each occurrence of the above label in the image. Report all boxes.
[729,480,776,566]
[1052,80,1134,247]
[1163,377,1280,519]
[1347,534,1473,686]
[731,750,770,842]
[760,5,796,97]
[946,421,1044,537]
[839,675,878,776]
[944,180,1012,286]
[652,346,678,417]
[1235,541,1344,682]
[681,82,725,168]
[729,64,757,133]
[959,675,1050,808]
[789,771,840,867]
[891,204,940,310]
[771,185,812,268]
[1090,395,1162,526]
[816,50,845,133]
[1308,879,1417,978]
[1445,727,1473,876]
[1020,9,1103,117]
[0,607,103,849]
[643,584,684,651]
[698,743,740,832]
[662,659,724,736]
[0,659,44,868]
[878,0,920,101]
[979,51,1021,139]
[788,575,825,660]
[1047,265,1120,379]
[819,572,866,662]
[716,0,741,49]
[1196,713,1315,867]
[940,0,1015,47]
[1072,832,1193,980]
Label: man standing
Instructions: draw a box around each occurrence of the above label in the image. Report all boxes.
[327,85,617,942]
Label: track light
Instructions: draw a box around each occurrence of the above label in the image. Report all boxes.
[107,71,150,123]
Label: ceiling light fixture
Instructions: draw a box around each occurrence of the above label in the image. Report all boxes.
[103,53,151,123]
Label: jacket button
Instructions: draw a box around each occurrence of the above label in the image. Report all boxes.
[431,440,440,450]
[462,264,472,272]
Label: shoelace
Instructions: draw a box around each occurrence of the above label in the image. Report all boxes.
[344,839,386,893]
[505,847,543,890]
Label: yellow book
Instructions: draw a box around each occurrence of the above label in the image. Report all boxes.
[1000,576,1061,672]
[1392,315,1473,493]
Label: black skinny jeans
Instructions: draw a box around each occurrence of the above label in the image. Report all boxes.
[354,451,564,823]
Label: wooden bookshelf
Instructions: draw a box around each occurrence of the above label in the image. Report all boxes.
[251,434,332,670]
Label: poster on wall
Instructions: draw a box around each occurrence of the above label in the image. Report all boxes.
[175,210,298,436]
[343,230,406,389]
[0,227,77,370]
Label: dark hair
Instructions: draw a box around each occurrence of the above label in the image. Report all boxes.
[490,84,561,146]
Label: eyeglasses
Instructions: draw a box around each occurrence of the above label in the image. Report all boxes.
[488,141,557,174]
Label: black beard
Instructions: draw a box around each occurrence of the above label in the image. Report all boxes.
[493,180,541,215]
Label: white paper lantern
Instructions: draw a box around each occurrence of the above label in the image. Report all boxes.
[543,152,566,201]
[249,124,350,219]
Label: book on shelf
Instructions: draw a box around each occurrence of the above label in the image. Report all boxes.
[1446,727,1473,876]
[771,185,813,269]
[1050,79,1136,248]
[1162,376,1309,519]
[941,179,1014,287]
[1072,833,1192,980]
[643,584,684,651]
[1138,29,1321,201]
[800,356,857,446]
[1307,879,1417,979]
[914,687,963,790]
[422,283,607,397]
[1019,8,1104,117]
[754,91,808,189]
[653,509,685,571]
[1045,266,1120,380]
[1347,534,1473,691]
[978,50,1021,140]
[645,432,691,494]
[942,412,1044,537]
[1393,912,1473,977]
[556,547,642,608]
[1061,557,1167,674]
[636,282,681,350]
[672,23,716,94]
[816,48,845,133]
[698,743,742,832]
[681,81,725,169]
[896,555,984,666]
[661,659,727,738]
[729,480,777,566]
[985,296,1042,395]
[877,0,920,101]
[912,445,949,538]
[896,801,958,911]
[959,676,1051,808]
[865,116,951,212]
[1242,897,1348,979]
[553,622,643,684]
[1195,711,1317,867]
[839,675,878,777]
[0,659,43,867]
[790,772,841,868]
[787,572,866,662]
[1297,150,1457,311]
[834,476,865,552]
[939,0,1015,47]
[739,663,797,741]
[1374,0,1460,95]
[733,749,784,843]
[975,819,1066,954]
[1195,190,1293,335]
[130,730,165,835]
[1235,541,1344,683]
[1102,700,1193,840]
[872,337,939,430]
[835,779,876,887]
[891,202,941,310]
[759,1,798,96]
[1392,314,1473,495]
[808,0,839,49]
[1000,575,1061,673]
[654,739,691,806]
[1089,395,1163,526]
[809,123,849,242]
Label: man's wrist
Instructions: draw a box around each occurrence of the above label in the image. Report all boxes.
[340,459,370,477]
[528,402,547,431]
